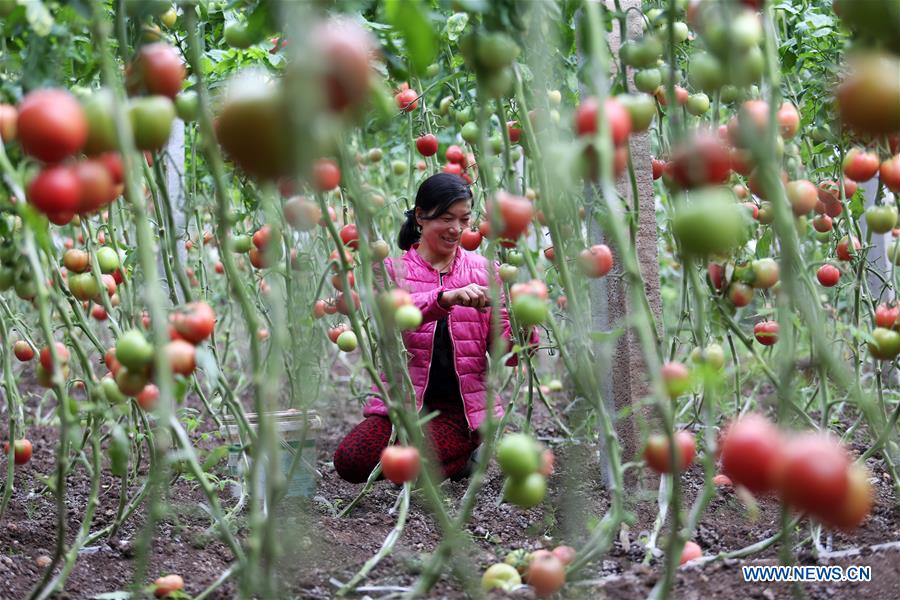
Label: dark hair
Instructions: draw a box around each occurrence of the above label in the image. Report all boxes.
[398,173,473,250]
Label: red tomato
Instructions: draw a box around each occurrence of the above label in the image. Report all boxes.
[0,103,17,142]
[165,339,196,375]
[651,158,666,180]
[153,574,184,598]
[812,214,833,233]
[327,324,350,344]
[668,134,731,189]
[336,290,360,315]
[880,155,900,193]
[727,282,753,307]
[836,235,861,261]
[171,301,215,344]
[820,462,873,530]
[39,342,70,371]
[713,473,732,487]
[91,304,108,321]
[707,263,725,290]
[481,191,533,246]
[526,554,566,596]
[460,229,482,251]
[128,43,185,99]
[442,162,463,175]
[842,148,880,182]
[874,303,899,329]
[445,144,465,164]
[75,160,116,213]
[574,96,632,145]
[380,445,420,483]
[339,224,359,249]
[2,439,33,465]
[679,541,702,565]
[643,431,696,474]
[776,433,850,518]
[577,244,613,278]
[13,341,35,361]
[777,102,800,139]
[95,151,125,185]
[415,133,438,157]
[720,414,783,494]
[214,261,224,274]
[313,159,341,191]
[817,263,840,287]
[313,299,327,319]
[28,165,80,216]
[754,321,779,345]
[395,88,418,113]
[17,89,87,162]
[252,225,273,251]
[136,383,159,411]
[507,121,522,144]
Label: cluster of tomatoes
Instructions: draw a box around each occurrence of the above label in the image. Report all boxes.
[481,544,575,595]
[496,432,554,509]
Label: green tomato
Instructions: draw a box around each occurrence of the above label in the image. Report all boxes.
[101,375,128,405]
[461,122,480,144]
[510,147,522,162]
[511,294,548,326]
[686,93,710,116]
[672,21,690,43]
[82,90,118,155]
[869,327,900,360]
[116,329,155,370]
[395,305,423,331]
[337,330,358,352]
[475,32,520,71]
[224,22,254,49]
[454,105,474,124]
[506,251,524,266]
[631,35,662,68]
[688,53,725,93]
[504,473,547,508]
[96,246,120,274]
[634,68,662,94]
[175,91,199,122]
[439,96,455,115]
[729,46,764,87]
[619,93,656,132]
[391,160,408,176]
[690,343,725,370]
[672,188,749,256]
[232,234,253,253]
[129,95,175,150]
[490,135,504,155]
[499,263,518,283]
[481,563,522,592]
[367,147,383,163]
[496,433,541,479]
[547,89,562,106]
[483,67,514,99]
[425,63,440,78]
[866,205,898,234]
[108,424,130,478]
[115,366,149,396]
[68,272,100,301]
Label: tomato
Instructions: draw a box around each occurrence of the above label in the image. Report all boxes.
[395,305,423,331]
[551,546,575,566]
[679,541,702,565]
[338,224,359,250]
[706,262,725,291]
[750,258,779,289]
[17,89,87,162]
[868,327,900,359]
[497,433,541,478]
[661,361,691,399]
[511,293,548,326]
[3,439,33,465]
[673,188,747,255]
[410,134,439,159]
[539,449,554,476]
[395,88,418,112]
[336,290,360,315]
[836,51,900,135]
[28,165,80,216]
[39,342,70,372]
[442,162,462,175]
[865,205,898,234]
[504,472,547,508]
[62,249,89,274]
[116,365,150,396]
[618,93,656,132]
[577,244,613,278]
[812,214,833,233]
[481,563,522,592]
[720,414,783,494]
[91,304,108,321]
[116,329,155,370]
[336,330,358,352]
[881,155,900,193]
[651,158,666,180]
[370,239,390,261]
[13,340,34,361]
[283,196,322,231]
[836,235,861,261]
[80,90,119,156]
[713,474,732,487]
[445,144,465,164]
[482,191,533,245]
[785,179,817,217]
[172,301,215,344]
[75,160,116,214]
[128,43,185,99]
[313,17,376,112]
[668,134,731,189]
[97,152,125,185]
[526,554,565,596]
[644,430,696,474]
[875,303,900,329]
[777,433,850,518]
[754,321,778,346]
[0,103,16,143]
[506,120,523,144]
[455,228,480,252]
[842,148,880,182]
[331,271,355,290]
[821,462,873,530]
[153,574,184,598]
[777,102,800,139]
[314,159,341,191]
[686,92,710,116]
[165,339,196,375]
[816,263,840,287]
[574,96,632,145]
[381,445,420,483]
[128,96,175,150]
[655,85,689,106]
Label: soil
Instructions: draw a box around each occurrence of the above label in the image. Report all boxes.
[1,363,898,600]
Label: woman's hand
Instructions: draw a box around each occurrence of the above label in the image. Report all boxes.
[440,283,491,309]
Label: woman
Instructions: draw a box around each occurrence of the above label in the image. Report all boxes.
[333,173,537,483]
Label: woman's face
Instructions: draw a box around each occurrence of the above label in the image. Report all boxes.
[417,199,472,256]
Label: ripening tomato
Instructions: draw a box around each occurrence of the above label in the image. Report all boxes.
[868,327,900,360]
[842,148,880,182]
[817,263,840,287]
[165,339,196,375]
[574,96,632,146]
[813,214,833,233]
[460,229,482,251]
[754,321,778,345]
[171,301,215,344]
[127,43,185,99]
[395,88,418,112]
[17,89,88,162]
[153,574,184,598]
[339,224,359,249]
[874,303,899,329]
[727,282,753,307]
[880,155,900,193]
[551,545,575,566]
[336,290,360,315]
[720,414,784,494]
[526,554,565,596]
[28,165,80,216]
[136,383,159,411]
[750,258,779,289]
[707,263,725,290]
[668,134,731,189]
[786,179,818,217]
[314,17,375,113]
[679,541,702,565]
[481,191,533,247]
[283,196,322,231]
[776,433,850,518]
[39,342,70,371]
[313,159,341,191]
[821,462,873,530]
[13,340,34,361]
[577,244,613,278]
[644,431,696,474]
[381,445,420,483]
[836,235,861,261]
[777,102,800,139]
[836,51,900,135]
[0,104,16,143]
[75,160,116,214]
[415,133,438,157]
[661,361,691,399]
[2,439,33,465]
[865,205,898,234]
[445,144,465,164]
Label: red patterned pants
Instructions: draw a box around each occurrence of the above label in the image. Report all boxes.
[333,399,480,484]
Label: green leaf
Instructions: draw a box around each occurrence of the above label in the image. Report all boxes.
[445,12,468,42]
[201,445,229,471]
[385,0,437,75]
[756,228,772,259]
[24,0,54,37]
[849,189,864,219]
